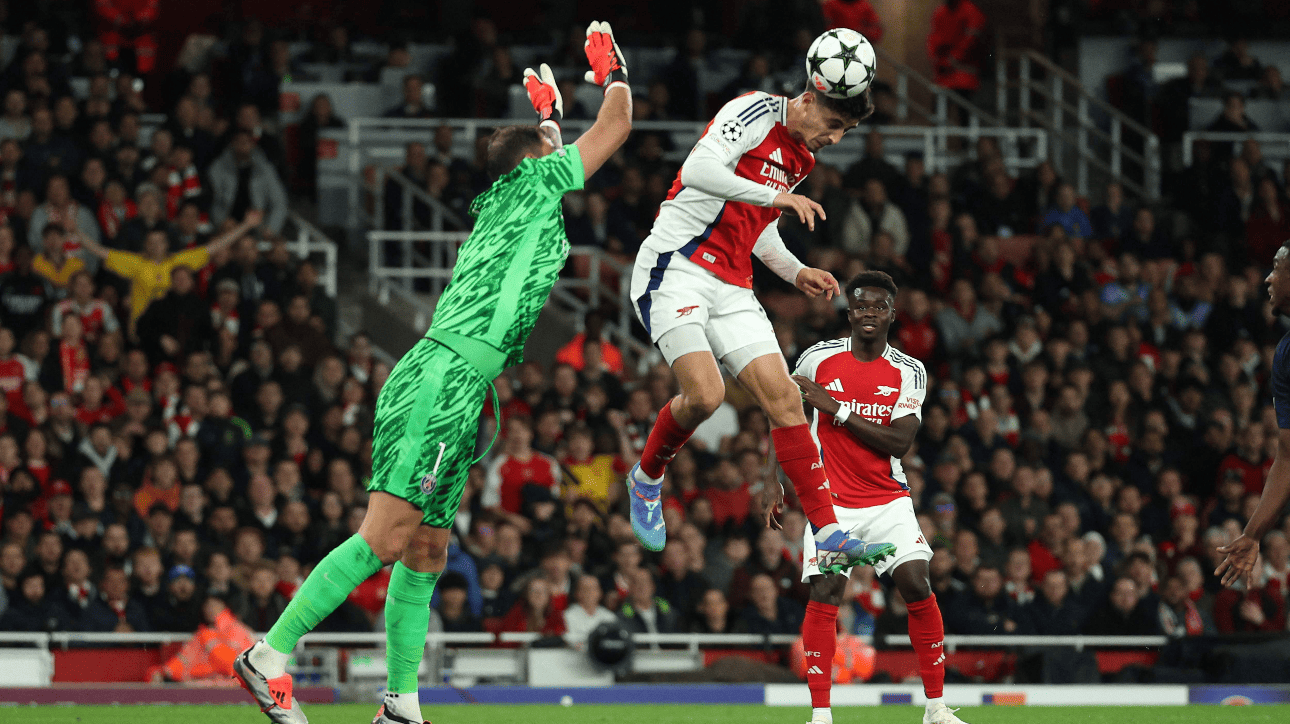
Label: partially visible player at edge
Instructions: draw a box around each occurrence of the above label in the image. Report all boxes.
[626,35,893,572]
[232,22,633,724]
[1216,241,1290,589]
[791,271,963,724]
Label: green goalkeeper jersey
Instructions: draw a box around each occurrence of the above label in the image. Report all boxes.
[427,144,584,373]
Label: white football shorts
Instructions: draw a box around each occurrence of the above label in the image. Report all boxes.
[801,496,934,580]
[630,249,779,375]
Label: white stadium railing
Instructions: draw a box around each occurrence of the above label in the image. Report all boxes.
[324,117,1049,234]
[366,230,654,366]
[0,630,1173,688]
[883,634,1168,652]
[1181,130,1290,167]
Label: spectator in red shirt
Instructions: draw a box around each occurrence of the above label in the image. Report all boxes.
[1217,423,1269,495]
[895,287,937,361]
[553,311,623,375]
[497,576,566,638]
[1028,513,1066,584]
[482,416,562,517]
[51,271,120,347]
[822,0,884,42]
[1246,177,1290,268]
[1213,579,1287,633]
[0,327,25,409]
[928,0,987,95]
[75,374,125,427]
[702,457,752,531]
[133,454,181,519]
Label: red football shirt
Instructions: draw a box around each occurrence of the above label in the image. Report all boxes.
[794,339,927,508]
[483,452,562,514]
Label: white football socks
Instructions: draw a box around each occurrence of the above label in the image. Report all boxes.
[813,522,842,543]
[248,639,290,679]
[926,697,946,711]
[812,707,833,724]
[636,465,662,485]
[385,691,424,723]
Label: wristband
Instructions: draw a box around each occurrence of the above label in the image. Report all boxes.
[539,120,564,149]
[605,80,630,94]
[833,405,851,426]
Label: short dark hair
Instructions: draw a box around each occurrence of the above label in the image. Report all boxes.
[486,125,544,180]
[845,270,897,301]
[808,85,875,124]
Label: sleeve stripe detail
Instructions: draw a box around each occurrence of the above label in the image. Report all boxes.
[795,337,848,370]
[803,338,849,356]
[885,347,926,389]
[741,107,771,125]
[737,97,770,122]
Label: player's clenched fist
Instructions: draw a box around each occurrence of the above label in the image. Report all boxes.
[523,63,563,125]
[583,20,628,89]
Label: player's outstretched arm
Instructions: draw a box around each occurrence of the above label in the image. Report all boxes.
[574,21,631,180]
[1217,426,1290,588]
[752,224,840,299]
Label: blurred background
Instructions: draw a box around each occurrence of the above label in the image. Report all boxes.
[0,0,1288,704]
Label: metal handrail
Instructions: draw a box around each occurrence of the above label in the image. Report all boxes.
[366,230,653,367]
[1016,105,1150,167]
[340,119,1042,175]
[1182,130,1290,166]
[998,48,1161,200]
[1008,49,1155,140]
[373,166,470,232]
[873,45,1003,128]
[285,212,340,297]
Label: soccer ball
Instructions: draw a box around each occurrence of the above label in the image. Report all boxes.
[806,28,877,99]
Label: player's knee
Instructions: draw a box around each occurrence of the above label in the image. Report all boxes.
[810,574,847,607]
[680,384,724,420]
[899,574,933,604]
[364,527,414,565]
[765,386,807,428]
[418,538,449,570]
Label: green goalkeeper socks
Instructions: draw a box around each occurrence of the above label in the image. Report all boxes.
[384,562,440,694]
[264,534,383,655]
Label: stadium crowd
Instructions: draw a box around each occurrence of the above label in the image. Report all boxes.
[0,4,1288,684]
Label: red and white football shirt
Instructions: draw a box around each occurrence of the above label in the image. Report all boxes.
[794,338,927,508]
[644,92,815,289]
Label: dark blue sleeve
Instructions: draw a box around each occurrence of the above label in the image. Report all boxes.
[1273,335,1290,429]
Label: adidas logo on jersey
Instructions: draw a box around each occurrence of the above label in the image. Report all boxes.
[806,665,824,675]
[825,378,844,392]
[769,147,784,164]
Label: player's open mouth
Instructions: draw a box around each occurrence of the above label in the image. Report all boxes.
[861,323,877,332]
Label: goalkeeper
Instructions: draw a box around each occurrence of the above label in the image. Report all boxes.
[234,22,632,724]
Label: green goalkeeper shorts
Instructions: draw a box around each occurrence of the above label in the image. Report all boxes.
[367,338,491,528]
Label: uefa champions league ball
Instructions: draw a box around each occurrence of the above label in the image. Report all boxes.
[806,28,877,99]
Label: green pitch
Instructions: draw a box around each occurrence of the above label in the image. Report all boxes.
[15,704,1290,724]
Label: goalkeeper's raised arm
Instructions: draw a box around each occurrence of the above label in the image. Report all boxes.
[523,20,632,181]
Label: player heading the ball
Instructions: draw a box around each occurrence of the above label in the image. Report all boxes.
[625,30,892,576]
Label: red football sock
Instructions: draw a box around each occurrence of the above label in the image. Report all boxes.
[802,601,838,708]
[906,593,946,699]
[771,425,838,529]
[639,398,694,479]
